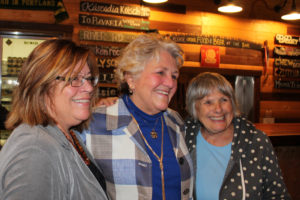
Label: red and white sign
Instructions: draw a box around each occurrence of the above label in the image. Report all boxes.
[201,46,220,68]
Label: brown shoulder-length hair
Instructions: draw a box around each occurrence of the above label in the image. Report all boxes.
[5,39,98,131]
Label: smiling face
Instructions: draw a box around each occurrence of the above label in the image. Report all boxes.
[195,88,234,135]
[128,50,179,115]
[47,62,93,133]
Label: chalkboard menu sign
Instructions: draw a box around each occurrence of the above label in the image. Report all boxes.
[275,34,300,46]
[274,46,300,58]
[273,34,300,89]
[274,80,300,89]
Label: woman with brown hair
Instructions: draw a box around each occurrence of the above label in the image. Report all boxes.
[0,39,108,200]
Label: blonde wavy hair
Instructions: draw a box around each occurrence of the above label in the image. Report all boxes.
[115,33,184,94]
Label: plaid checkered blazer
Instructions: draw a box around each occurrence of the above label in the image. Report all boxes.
[86,98,194,200]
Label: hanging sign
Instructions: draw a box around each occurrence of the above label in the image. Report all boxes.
[0,0,68,23]
[99,73,115,83]
[79,14,149,30]
[274,58,300,68]
[79,30,138,43]
[167,34,262,50]
[275,34,300,46]
[201,46,220,68]
[97,58,117,68]
[273,46,300,58]
[275,80,300,89]
[99,87,118,97]
[81,45,122,57]
[0,0,57,9]
[274,66,300,78]
[80,1,150,17]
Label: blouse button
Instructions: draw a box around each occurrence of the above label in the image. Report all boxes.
[179,157,184,165]
[183,188,189,195]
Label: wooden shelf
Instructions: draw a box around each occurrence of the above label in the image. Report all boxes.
[254,123,300,136]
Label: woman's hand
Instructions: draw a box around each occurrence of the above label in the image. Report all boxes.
[96,97,118,107]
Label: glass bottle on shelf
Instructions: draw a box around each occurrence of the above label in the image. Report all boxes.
[1,37,45,111]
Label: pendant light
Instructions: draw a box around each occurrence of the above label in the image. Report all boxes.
[281,0,300,20]
[218,0,243,13]
[143,0,167,3]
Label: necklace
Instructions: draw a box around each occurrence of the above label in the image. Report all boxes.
[63,130,91,165]
[125,95,160,139]
[149,117,159,139]
[131,114,166,200]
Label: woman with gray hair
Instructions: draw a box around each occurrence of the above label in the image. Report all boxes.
[185,72,290,199]
[85,34,193,200]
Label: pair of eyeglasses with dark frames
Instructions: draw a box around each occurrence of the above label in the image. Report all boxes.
[56,75,98,87]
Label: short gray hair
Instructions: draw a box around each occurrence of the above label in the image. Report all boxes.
[186,72,240,120]
[115,33,183,94]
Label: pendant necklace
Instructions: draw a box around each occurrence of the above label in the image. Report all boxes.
[131,114,166,200]
[125,95,159,139]
[149,117,159,139]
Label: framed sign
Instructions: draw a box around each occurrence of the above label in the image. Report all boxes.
[201,46,220,68]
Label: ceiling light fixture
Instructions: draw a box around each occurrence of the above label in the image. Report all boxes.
[218,0,243,13]
[281,0,300,20]
[143,0,168,3]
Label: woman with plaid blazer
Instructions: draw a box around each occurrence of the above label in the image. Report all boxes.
[85,34,193,200]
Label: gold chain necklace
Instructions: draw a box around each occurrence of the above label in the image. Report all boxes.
[130,114,166,200]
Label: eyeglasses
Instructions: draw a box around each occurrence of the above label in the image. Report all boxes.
[56,75,98,87]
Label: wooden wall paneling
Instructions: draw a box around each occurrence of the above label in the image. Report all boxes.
[0,9,55,23]
[260,101,300,122]
[220,54,263,66]
[0,21,73,39]
[143,2,186,14]
[274,145,300,200]
[222,47,263,66]
[287,27,300,35]
[225,47,263,57]
[149,20,201,33]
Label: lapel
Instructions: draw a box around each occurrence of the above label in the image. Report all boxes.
[163,109,184,157]
[104,98,183,158]
[105,98,149,155]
